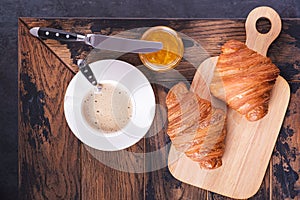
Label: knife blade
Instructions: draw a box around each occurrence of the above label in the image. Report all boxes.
[29,27,162,53]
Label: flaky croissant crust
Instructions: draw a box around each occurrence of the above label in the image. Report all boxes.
[166,82,226,169]
[210,40,280,121]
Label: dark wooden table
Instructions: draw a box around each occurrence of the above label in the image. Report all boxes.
[18,18,300,200]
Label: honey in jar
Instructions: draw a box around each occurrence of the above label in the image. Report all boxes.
[139,26,184,71]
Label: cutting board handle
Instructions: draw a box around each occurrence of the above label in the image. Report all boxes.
[245,6,281,56]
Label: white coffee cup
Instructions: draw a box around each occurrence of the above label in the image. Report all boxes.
[64,59,156,151]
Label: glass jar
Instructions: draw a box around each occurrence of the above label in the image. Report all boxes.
[139,26,184,72]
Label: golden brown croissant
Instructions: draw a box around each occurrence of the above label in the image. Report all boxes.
[166,82,227,169]
[210,40,280,121]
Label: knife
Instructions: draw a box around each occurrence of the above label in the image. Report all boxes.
[77,59,98,86]
[29,27,162,53]
[77,59,102,92]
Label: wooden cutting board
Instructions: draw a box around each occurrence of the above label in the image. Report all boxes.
[168,6,290,199]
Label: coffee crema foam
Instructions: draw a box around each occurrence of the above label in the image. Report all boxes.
[82,82,133,133]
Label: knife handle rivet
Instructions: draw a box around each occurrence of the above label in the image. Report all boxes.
[45,31,49,36]
[55,33,59,37]
[84,69,88,73]
[88,75,93,79]
[66,34,70,39]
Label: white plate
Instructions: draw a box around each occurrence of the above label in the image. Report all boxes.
[64,59,156,151]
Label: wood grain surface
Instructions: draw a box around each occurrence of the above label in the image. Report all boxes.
[18,17,300,199]
[18,20,81,199]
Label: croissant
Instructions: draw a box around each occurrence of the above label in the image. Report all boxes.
[166,82,227,169]
[210,40,280,121]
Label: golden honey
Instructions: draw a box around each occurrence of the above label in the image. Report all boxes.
[139,26,184,71]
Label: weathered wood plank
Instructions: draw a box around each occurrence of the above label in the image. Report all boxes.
[269,20,300,82]
[272,82,300,200]
[18,19,81,199]
[81,142,145,200]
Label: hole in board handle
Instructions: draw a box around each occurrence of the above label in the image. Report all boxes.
[256,17,271,34]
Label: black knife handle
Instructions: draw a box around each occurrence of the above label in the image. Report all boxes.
[37,27,80,41]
